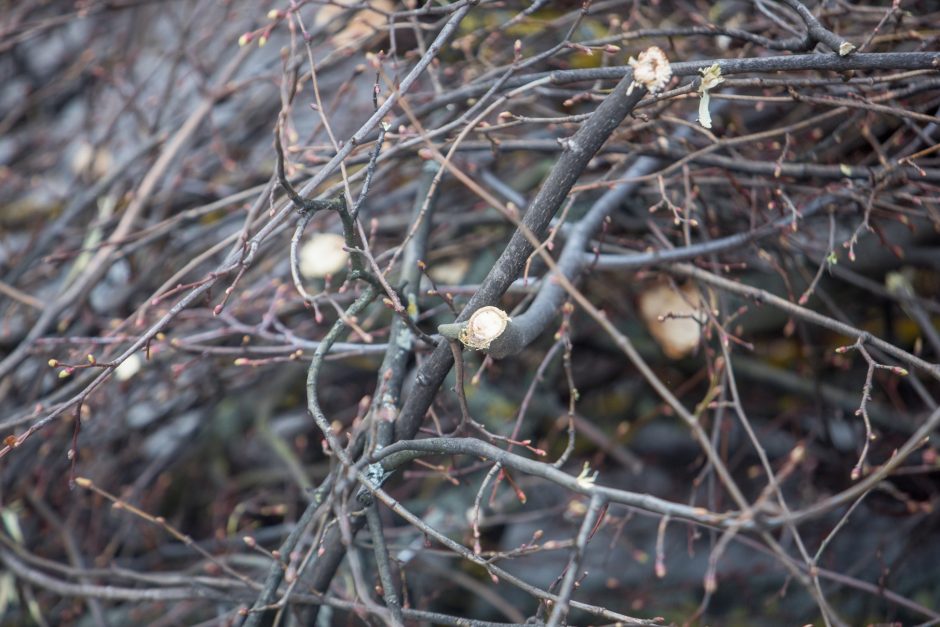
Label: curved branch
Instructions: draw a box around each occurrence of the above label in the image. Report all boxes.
[374,437,742,529]
[395,66,647,441]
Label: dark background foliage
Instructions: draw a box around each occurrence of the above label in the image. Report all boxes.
[1,1,939,625]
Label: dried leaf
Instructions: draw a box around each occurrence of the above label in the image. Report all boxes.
[314,0,393,49]
[638,281,703,359]
[300,233,349,278]
[427,258,470,285]
[115,354,142,382]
